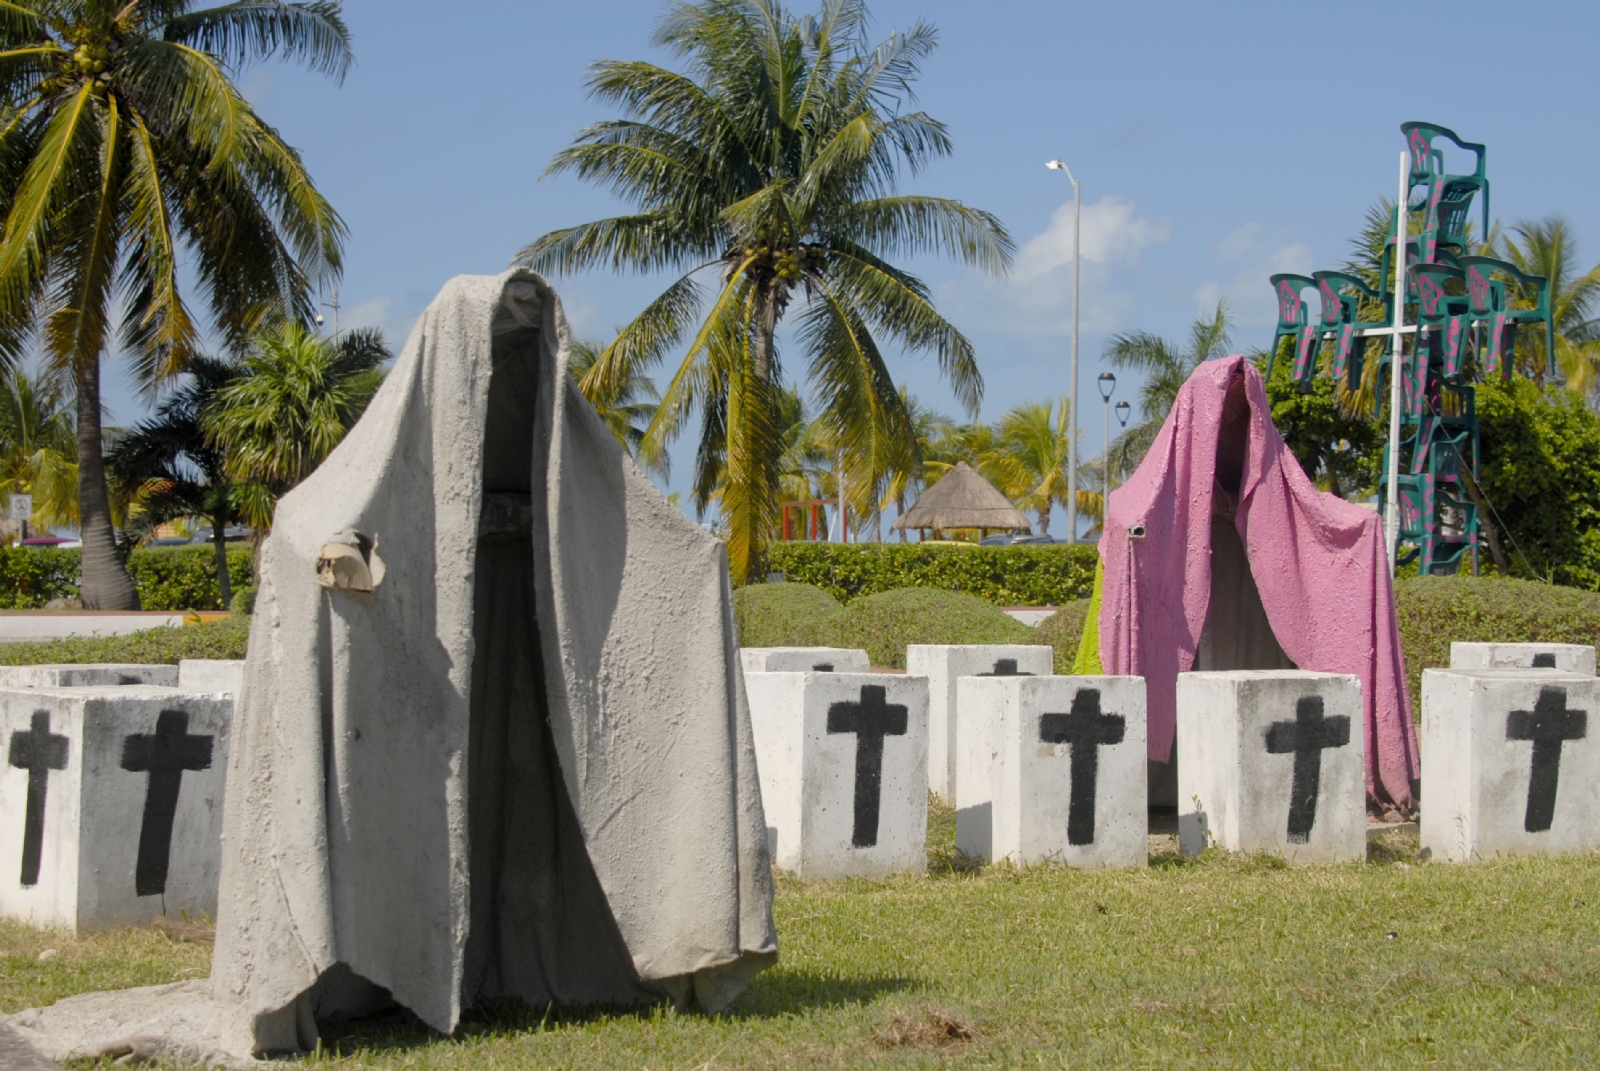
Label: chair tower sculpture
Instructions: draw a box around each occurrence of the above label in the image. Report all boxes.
[1266,122,1555,576]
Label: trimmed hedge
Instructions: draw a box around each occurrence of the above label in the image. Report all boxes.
[801,587,1034,669]
[0,545,253,610]
[766,542,1097,605]
[0,613,249,666]
[733,582,842,648]
[1034,598,1093,673]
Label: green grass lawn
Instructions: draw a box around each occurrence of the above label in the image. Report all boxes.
[4,804,1598,1069]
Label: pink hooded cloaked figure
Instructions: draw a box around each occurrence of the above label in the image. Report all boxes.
[1084,354,1419,812]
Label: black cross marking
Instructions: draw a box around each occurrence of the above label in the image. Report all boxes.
[812,663,835,672]
[1039,689,1126,846]
[979,658,1033,677]
[1532,653,1557,669]
[1264,697,1351,844]
[1506,686,1587,833]
[121,710,214,896]
[826,685,908,848]
[7,711,68,887]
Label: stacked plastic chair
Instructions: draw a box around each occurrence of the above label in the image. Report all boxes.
[1265,122,1556,576]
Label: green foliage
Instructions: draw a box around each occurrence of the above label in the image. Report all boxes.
[0,545,252,609]
[1395,575,1600,708]
[803,587,1032,668]
[732,581,842,648]
[1474,377,1600,588]
[0,613,248,666]
[1033,598,1092,673]
[1258,353,1381,498]
[767,542,1097,605]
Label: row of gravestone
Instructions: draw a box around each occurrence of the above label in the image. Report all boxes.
[0,661,243,931]
[741,641,1600,878]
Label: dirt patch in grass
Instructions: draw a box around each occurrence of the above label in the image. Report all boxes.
[872,1007,980,1048]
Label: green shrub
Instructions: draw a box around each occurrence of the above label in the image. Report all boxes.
[766,542,1096,605]
[1033,598,1092,673]
[0,614,249,666]
[804,587,1033,668]
[1395,575,1600,708]
[733,582,841,648]
[0,545,252,610]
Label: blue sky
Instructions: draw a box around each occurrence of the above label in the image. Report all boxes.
[98,0,1600,530]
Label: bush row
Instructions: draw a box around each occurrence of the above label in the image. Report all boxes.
[0,545,253,611]
[765,542,1098,605]
[0,613,250,666]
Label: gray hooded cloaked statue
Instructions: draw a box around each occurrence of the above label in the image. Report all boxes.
[9,271,778,1063]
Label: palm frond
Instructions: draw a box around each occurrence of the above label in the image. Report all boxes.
[163,2,353,81]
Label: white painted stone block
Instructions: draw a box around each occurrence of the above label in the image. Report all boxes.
[905,644,1054,801]
[1420,669,1600,862]
[956,675,1147,868]
[744,671,928,879]
[177,660,247,695]
[739,647,870,675]
[1449,642,1596,676]
[0,665,177,689]
[1176,671,1365,864]
[0,687,233,931]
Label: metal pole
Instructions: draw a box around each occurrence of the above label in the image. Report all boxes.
[1068,173,1080,544]
[1102,395,1111,502]
[1385,151,1409,572]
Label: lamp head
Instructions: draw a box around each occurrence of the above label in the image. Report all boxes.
[1097,371,1117,401]
[1115,400,1131,426]
[315,314,324,325]
[1046,160,1067,171]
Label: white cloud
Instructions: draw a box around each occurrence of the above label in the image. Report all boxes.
[939,195,1172,338]
[1192,223,1312,326]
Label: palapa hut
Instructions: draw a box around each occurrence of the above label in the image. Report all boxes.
[891,461,1032,540]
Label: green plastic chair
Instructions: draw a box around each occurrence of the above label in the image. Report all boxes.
[1267,273,1319,383]
[1401,122,1489,261]
[1313,270,1390,388]
[1411,263,1470,380]
[1459,255,1557,379]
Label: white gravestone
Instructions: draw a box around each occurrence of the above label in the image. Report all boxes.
[1449,643,1596,676]
[0,665,177,690]
[739,647,871,675]
[744,671,928,879]
[1177,671,1365,864]
[0,687,232,931]
[1420,669,1600,862]
[905,644,1054,802]
[177,659,247,695]
[956,675,1147,868]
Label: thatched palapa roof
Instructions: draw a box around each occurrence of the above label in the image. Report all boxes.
[891,461,1032,532]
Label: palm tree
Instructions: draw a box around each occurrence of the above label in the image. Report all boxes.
[108,356,242,606]
[880,388,952,540]
[203,323,385,532]
[570,338,666,478]
[986,396,1072,536]
[0,2,350,608]
[1494,217,1600,397]
[517,0,1012,582]
[1103,302,1233,469]
[0,367,77,530]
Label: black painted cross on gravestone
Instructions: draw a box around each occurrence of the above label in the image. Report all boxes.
[121,710,214,897]
[1039,689,1126,846]
[1263,696,1351,844]
[1506,685,1587,834]
[7,711,68,887]
[826,685,909,848]
[979,659,1033,677]
[1532,653,1557,669]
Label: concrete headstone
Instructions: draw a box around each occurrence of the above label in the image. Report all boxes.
[956,675,1147,867]
[0,665,177,690]
[739,647,870,674]
[1449,643,1596,676]
[177,660,247,695]
[0,687,232,931]
[1177,671,1365,863]
[1420,669,1600,862]
[745,671,928,879]
[905,644,1054,801]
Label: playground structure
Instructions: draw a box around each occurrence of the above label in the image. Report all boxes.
[1267,123,1555,576]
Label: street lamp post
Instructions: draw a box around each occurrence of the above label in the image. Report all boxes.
[1097,372,1116,504]
[1113,400,1130,492]
[315,289,341,339]
[1046,159,1081,543]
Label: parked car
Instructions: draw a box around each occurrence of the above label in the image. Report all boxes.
[979,533,1058,546]
[189,526,252,544]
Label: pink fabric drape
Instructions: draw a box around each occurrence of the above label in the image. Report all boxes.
[1098,355,1418,808]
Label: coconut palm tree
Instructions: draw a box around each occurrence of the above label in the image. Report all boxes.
[0,1,350,607]
[1103,302,1233,469]
[0,367,78,530]
[203,323,385,532]
[518,0,1012,581]
[1494,217,1600,398]
[879,388,951,540]
[570,338,666,477]
[107,355,244,605]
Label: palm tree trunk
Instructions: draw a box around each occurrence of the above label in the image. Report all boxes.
[727,287,782,583]
[75,358,140,609]
[212,513,232,610]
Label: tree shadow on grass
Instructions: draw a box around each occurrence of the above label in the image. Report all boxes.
[311,969,917,1058]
